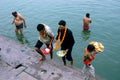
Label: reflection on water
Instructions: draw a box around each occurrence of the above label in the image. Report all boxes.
[16,34,29,44]
[81,30,91,41]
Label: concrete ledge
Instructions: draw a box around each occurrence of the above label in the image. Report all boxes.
[0,35,86,80]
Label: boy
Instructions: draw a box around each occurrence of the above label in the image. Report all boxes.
[82,44,98,80]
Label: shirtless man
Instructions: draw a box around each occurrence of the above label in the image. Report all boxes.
[83,13,92,30]
[12,11,26,35]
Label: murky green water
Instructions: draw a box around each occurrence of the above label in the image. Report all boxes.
[0,0,120,80]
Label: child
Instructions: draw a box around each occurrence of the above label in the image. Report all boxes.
[82,44,98,80]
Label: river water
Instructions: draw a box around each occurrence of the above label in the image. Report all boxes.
[0,0,120,80]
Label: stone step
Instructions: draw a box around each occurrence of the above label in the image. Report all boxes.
[0,35,86,80]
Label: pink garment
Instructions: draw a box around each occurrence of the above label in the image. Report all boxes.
[83,26,89,30]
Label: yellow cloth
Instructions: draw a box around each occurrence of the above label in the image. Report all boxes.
[89,41,104,52]
[54,40,61,50]
[54,28,67,50]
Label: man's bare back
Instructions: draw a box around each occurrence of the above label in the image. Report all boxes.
[83,13,92,30]
[83,17,91,26]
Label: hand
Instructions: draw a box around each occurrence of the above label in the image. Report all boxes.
[24,25,27,28]
[54,39,56,42]
[12,22,14,24]
[65,49,69,53]
[49,44,52,49]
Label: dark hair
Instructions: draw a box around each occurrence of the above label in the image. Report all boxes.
[37,24,45,31]
[87,44,95,52]
[86,13,90,18]
[12,11,17,16]
[58,20,66,26]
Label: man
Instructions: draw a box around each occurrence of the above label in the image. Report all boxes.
[35,24,54,61]
[83,13,92,30]
[56,20,75,66]
[82,44,98,80]
[12,11,26,35]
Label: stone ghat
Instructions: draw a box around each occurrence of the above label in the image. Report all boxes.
[0,35,86,80]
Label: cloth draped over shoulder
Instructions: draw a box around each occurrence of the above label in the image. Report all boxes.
[54,28,67,50]
[55,28,75,50]
[39,24,54,44]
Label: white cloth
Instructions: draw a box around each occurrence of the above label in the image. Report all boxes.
[39,24,54,44]
[82,64,95,80]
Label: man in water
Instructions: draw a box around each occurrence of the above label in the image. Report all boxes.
[12,11,27,35]
[83,13,92,30]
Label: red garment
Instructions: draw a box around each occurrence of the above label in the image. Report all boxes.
[84,56,94,65]
[83,49,95,65]
[83,26,89,30]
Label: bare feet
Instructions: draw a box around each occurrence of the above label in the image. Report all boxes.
[64,63,66,66]
[71,60,74,66]
[51,58,53,60]
[39,56,46,61]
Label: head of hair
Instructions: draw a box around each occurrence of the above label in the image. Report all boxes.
[58,20,66,26]
[86,13,90,18]
[12,11,17,17]
[37,24,45,31]
[87,44,95,52]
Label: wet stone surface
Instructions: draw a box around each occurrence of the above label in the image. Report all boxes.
[0,35,86,80]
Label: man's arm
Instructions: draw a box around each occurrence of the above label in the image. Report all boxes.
[46,26,54,48]
[23,18,27,28]
[12,18,15,24]
[49,34,54,48]
[66,30,75,51]
[89,18,92,23]
[19,14,27,28]
[90,52,97,60]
